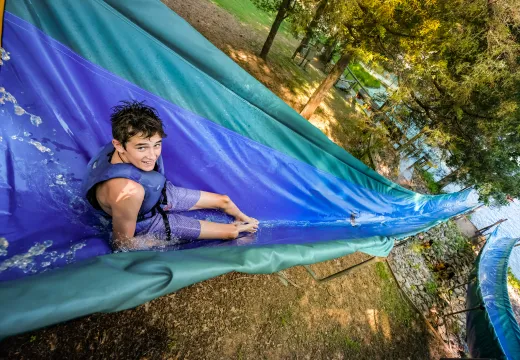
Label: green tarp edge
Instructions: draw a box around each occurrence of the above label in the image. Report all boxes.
[7,0,449,200]
[0,236,392,340]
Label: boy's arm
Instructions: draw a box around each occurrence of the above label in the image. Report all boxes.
[105,178,144,250]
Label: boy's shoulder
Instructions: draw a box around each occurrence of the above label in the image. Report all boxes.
[98,177,145,205]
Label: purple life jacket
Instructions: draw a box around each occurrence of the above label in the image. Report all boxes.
[83,143,166,217]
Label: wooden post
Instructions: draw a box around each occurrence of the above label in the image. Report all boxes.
[443,304,484,317]
[476,219,507,236]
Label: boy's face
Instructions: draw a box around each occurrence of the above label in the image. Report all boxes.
[113,133,163,172]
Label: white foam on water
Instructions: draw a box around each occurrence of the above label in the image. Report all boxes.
[0,239,90,275]
[0,240,53,273]
[30,114,42,127]
[28,139,53,154]
[55,174,67,186]
[14,105,25,115]
[0,47,10,62]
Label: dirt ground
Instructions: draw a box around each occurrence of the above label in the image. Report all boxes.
[1,253,450,359]
[0,1,453,359]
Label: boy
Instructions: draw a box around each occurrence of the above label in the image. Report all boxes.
[84,101,258,250]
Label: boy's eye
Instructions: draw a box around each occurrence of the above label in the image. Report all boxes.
[154,144,161,148]
[137,147,145,151]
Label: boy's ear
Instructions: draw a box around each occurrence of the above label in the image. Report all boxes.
[112,139,125,153]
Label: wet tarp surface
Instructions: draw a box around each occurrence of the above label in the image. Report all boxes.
[0,0,476,339]
[466,230,520,360]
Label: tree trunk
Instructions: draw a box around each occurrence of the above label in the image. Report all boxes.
[320,35,339,63]
[260,0,291,60]
[300,49,354,119]
[291,0,328,59]
[397,128,426,152]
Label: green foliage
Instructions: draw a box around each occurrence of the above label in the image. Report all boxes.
[376,0,520,205]
[419,170,441,195]
[424,280,438,296]
[311,0,520,204]
[449,320,461,334]
[508,268,520,292]
[250,0,310,24]
[410,241,423,254]
[251,0,285,13]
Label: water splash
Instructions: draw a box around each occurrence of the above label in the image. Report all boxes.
[65,242,87,264]
[0,240,89,275]
[0,238,8,256]
[0,87,43,127]
[28,139,53,154]
[0,47,10,65]
[0,240,53,273]
[30,114,42,127]
[113,233,179,252]
[14,105,25,115]
[55,174,67,186]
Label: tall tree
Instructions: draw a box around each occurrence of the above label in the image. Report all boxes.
[375,0,520,204]
[291,0,329,59]
[300,47,355,118]
[252,0,309,60]
[300,0,421,118]
[296,0,520,203]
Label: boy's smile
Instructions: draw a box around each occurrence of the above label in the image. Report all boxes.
[113,133,163,171]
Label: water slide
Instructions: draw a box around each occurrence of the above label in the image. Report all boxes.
[0,0,475,339]
[466,229,520,360]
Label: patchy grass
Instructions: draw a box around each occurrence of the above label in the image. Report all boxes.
[279,307,293,327]
[347,63,382,88]
[375,261,390,281]
[377,262,416,327]
[344,336,362,351]
[210,0,293,36]
[332,58,382,89]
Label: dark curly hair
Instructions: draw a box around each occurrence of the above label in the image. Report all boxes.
[110,100,167,148]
